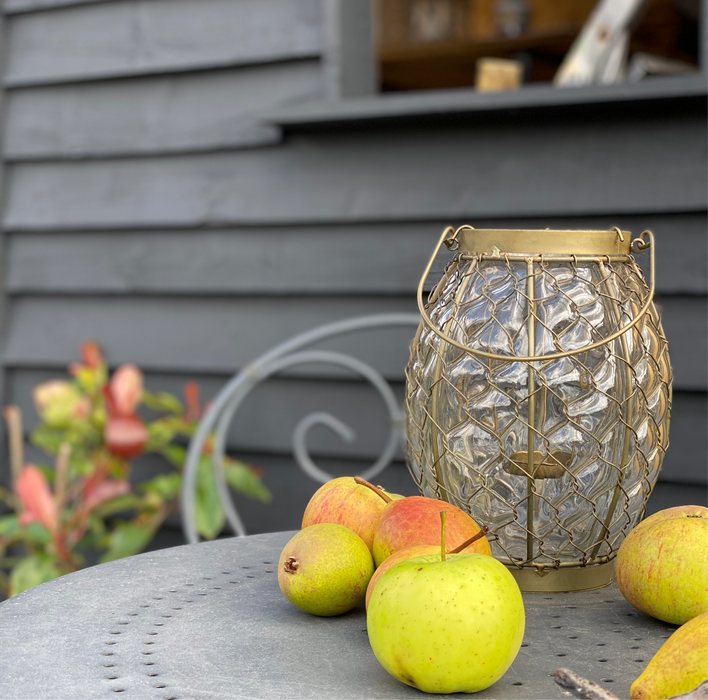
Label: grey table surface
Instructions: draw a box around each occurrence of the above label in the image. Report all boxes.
[0,531,677,700]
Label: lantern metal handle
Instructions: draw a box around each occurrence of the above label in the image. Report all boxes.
[416,227,656,363]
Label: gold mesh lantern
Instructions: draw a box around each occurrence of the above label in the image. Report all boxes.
[405,226,671,592]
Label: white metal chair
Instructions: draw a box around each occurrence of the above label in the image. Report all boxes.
[181,313,421,544]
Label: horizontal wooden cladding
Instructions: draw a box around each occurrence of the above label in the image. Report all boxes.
[4,0,322,87]
[4,62,322,159]
[4,0,111,13]
[664,392,708,485]
[2,295,420,377]
[8,367,705,484]
[3,226,437,295]
[646,296,706,391]
[6,213,707,296]
[2,294,705,392]
[9,369,408,461]
[4,115,706,229]
[2,293,705,389]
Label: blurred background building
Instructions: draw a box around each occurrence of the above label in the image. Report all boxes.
[0,0,705,543]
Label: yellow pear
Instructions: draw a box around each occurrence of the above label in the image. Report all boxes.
[630,612,708,699]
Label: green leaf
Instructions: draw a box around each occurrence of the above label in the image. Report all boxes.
[99,523,156,564]
[140,473,182,501]
[69,453,98,479]
[195,456,224,540]
[24,522,52,546]
[142,390,184,415]
[30,425,68,455]
[224,460,272,503]
[161,444,187,469]
[9,555,62,596]
[93,493,144,518]
[37,465,55,483]
[145,419,179,450]
[0,515,20,538]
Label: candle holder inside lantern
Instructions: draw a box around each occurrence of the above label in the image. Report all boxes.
[405,226,671,592]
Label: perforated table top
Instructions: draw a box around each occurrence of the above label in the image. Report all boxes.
[0,531,676,700]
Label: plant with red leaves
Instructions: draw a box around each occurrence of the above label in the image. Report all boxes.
[0,342,270,598]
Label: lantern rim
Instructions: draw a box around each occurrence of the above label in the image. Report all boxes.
[457,227,631,256]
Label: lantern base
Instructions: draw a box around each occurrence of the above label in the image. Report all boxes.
[506,560,615,593]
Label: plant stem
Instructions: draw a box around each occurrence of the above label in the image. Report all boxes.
[440,511,447,562]
[3,406,24,491]
[353,476,392,503]
[674,681,708,700]
[553,668,620,700]
[54,443,72,515]
[449,526,491,554]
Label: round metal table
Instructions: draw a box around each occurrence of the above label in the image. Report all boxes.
[0,531,676,700]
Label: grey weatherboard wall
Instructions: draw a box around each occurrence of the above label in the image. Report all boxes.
[0,0,706,535]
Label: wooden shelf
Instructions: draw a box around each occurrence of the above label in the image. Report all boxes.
[380,28,580,89]
[380,27,581,62]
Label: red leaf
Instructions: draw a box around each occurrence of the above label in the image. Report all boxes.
[81,341,104,369]
[184,382,201,421]
[103,384,118,418]
[104,416,148,458]
[109,365,143,417]
[83,463,109,500]
[16,465,58,534]
[82,480,131,512]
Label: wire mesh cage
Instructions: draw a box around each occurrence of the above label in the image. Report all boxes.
[405,226,671,592]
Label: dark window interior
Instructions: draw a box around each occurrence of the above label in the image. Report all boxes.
[375,0,702,92]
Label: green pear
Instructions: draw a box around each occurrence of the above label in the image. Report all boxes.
[278,523,374,616]
[367,514,525,693]
[616,505,708,624]
[631,612,708,699]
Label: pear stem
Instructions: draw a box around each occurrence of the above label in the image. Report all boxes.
[353,476,392,503]
[449,526,491,554]
[440,511,447,562]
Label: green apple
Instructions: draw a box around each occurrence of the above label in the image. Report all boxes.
[365,526,492,609]
[278,523,374,616]
[616,505,708,624]
[367,546,525,692]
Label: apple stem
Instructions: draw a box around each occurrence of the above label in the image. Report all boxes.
[440,511,447,562]
[353,476,392,503]
[449,526,491,554]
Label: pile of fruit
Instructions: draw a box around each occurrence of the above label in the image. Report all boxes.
[276,477,708,697]
[278,476,517,693]
[615,506,708,699]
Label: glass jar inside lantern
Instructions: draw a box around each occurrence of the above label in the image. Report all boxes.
[405,227,671,592]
